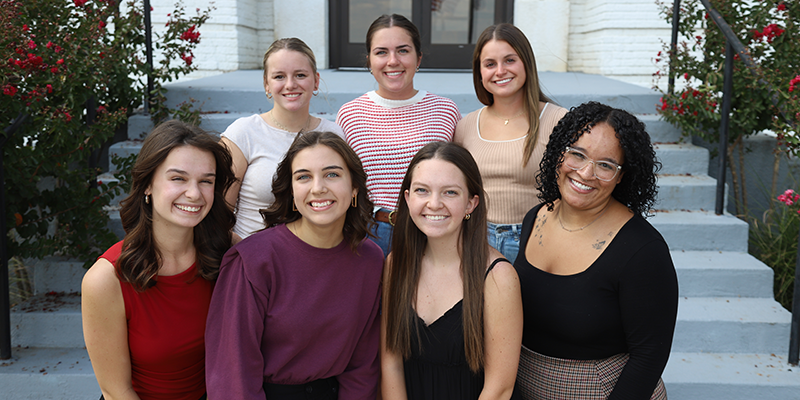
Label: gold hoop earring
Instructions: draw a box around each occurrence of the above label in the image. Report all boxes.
[266,91,272,99]
[351,194,357,208]
[464,213,471,221]
[144,194,150,204]
[416,66,420,72]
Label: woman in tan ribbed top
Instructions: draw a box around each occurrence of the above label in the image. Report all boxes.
[454,23,566,263]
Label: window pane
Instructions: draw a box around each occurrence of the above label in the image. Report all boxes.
[349,0,412,43]
[431,0,495,44]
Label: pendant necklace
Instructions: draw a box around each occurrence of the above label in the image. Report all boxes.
[269,110,311,132]
[487,106,525,126]
[557,203,610,232]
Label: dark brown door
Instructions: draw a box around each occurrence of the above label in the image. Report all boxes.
[330,0,513,70]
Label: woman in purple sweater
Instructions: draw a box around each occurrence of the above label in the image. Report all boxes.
[205,131,383,400]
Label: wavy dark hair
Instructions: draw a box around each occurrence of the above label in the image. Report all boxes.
[386,141,488,373]
[536,101,660,217]
[117,120,236,291]
[260,131,375,252]
[365,14,422,65]
[472,23,554,167]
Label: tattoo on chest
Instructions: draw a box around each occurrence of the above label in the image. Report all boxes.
[534,214,547,246]
[592,240,607,250]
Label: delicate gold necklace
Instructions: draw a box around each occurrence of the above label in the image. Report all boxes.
[269,111,311,132]
[486,106,525,126]
[557,203,610,232]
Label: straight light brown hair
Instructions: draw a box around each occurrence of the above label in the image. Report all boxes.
[472,23,554,167]
[385,141,489,372]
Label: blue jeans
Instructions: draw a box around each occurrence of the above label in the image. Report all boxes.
[369,218,394,258]
[487,222,523,264]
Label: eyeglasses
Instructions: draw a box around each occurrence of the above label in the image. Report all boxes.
[563,147,622,182]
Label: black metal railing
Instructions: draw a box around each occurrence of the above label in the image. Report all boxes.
[1,112,27,360]
[670,0,799,365]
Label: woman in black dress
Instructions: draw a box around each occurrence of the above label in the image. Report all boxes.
[381,142,522,400]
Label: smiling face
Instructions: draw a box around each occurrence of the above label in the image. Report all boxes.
[558,122,625,212]
[368,26,421,100]
[404,158,479,243]
[146,145,216,231]
[479,39,526,101]
[291,144,357,233]
[264,49,320,113]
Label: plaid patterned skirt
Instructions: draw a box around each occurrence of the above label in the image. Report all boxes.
[516,345,667,400]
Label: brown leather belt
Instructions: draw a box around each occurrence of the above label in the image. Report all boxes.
[375,210,397,226]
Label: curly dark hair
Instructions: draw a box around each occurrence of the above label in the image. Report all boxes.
[536,101,660,217]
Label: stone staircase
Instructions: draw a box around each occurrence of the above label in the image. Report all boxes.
[2,70,798,399]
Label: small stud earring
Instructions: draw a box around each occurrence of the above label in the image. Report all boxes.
[464,213,471,221]
[144,194,150,204]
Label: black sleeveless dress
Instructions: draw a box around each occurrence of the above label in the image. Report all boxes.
[402,258,509,400]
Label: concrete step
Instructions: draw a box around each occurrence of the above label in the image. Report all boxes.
[656,174,717,211]
[26,258,85,295]
[672,251,775,298]
[0,347,98,400]
[663,352,800,400]
[654,143,710,175]
[638,114,683,143]
[650,210,748,252]
[672,297,790,354]
[11,293,83,348]
[159,70,662,116]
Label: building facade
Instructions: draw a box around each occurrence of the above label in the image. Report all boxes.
[147,0,672,89]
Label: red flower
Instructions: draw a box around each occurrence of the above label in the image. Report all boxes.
[99,20,106,30]
[179,25,200,43]
[22,24,28,32]
[46,84,53,93]
[180,52,193,66]
[56,58,64,64]
[64,112,72,122]
[54,45,62,53]
[28,40,36,50]
[51,67,58,73]
[46,41,53,49]
[74,0,87,6]
[683,72,689,80]
[777,3,786,11]
[3,85,18,97]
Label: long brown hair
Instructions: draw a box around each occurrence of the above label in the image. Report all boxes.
[472,23,553,167]
[117,120,236,291]
[260,131,375,252]
[385,142,489,372]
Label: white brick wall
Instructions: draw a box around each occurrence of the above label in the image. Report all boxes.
[564,0,672,89]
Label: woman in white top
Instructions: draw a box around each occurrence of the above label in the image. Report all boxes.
[454,23,566,263]
[222,38,344,242]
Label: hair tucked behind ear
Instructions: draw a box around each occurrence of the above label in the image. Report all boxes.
[260,131,375,252]
[385,141,488,372]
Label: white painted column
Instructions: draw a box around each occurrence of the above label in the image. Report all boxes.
[273,0,329,70]
[514,0,570,72]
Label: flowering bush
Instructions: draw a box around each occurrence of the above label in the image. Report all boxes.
[0,0,210,264]
[750,187,800,311]
[654,0,799,215]
[655,0,798,148]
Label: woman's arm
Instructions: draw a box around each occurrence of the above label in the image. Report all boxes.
[380,254,408,400]
[81,259,141,400]
[610,239,678,400]
[479,257,523,400]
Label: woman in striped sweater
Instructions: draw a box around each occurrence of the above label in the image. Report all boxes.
[454,23,567,263]
[336,14,461,256]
